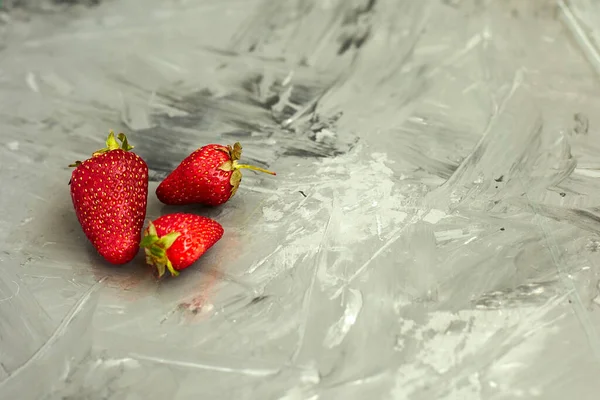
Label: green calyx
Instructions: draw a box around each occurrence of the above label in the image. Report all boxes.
[68,130,134,168]
[217,142,276,198]
[139,221,182,278]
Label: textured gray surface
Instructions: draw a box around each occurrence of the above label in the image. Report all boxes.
[2,0,600,398]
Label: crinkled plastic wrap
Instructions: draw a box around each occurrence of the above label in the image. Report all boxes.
[2,0,600,399]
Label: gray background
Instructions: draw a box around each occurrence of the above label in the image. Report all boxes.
[1,0,600,399]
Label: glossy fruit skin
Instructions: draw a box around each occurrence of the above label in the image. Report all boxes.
[70,148,148,264]
[156,142,276,207]
[141,213,224,277]
[156,144,233,206]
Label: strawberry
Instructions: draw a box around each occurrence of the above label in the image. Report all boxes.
[69,131,148,265]
[156,142,275,206]
[139,213,224,278]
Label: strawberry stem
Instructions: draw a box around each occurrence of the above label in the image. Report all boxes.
[221,141,277,198]
[105,131,121,151]
[140,222,181,278]
[69,130,135,168]
[117,133,133,151]
[94,130,134,156]
[234,163,277,176]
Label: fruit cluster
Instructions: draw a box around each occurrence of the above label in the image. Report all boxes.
[69,131,276,278]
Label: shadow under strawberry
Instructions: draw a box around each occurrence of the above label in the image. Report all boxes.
[23,189,88,263]
[15,187,150,291]
[157,204,226,221]
[90,251,152,287]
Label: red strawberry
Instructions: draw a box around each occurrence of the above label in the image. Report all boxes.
[69,131,148,265]
[140,213,224,278]
[156,142,275,206]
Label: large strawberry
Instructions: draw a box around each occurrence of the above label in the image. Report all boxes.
[139,213,224,278]
[155,142,275,206]
[69,131,148,265]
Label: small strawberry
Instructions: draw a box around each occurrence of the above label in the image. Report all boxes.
[156,142,275,206]
[69,131,148,265]
[139,213,224,278]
